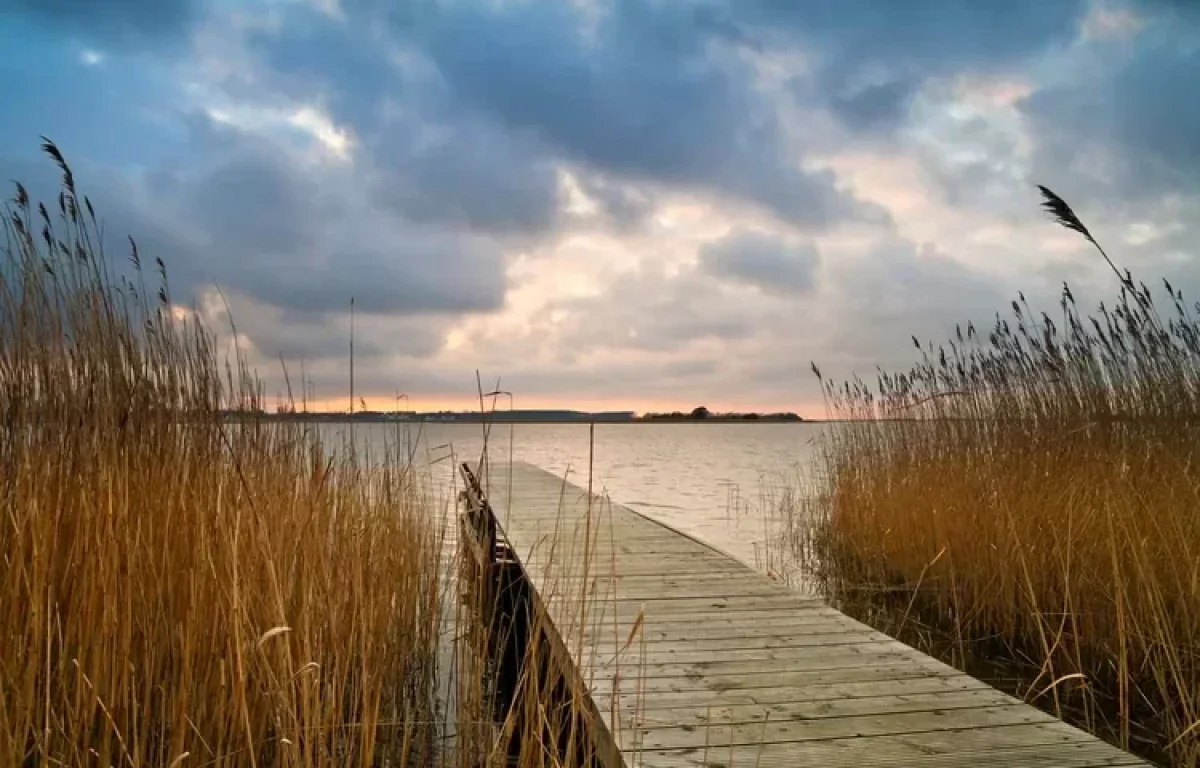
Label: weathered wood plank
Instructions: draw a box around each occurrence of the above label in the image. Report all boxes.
[632,704,1058,751]
[633,739,1145,768]
[587,660,966,698]
[487,462,1148,768]
[600,639,927,665]
[591,674,999,714]
[592,676,1000,712]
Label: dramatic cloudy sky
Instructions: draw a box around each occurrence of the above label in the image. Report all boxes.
[2,0,1197,415]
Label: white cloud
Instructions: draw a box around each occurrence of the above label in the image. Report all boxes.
[1081,0,1147,41]
[287,106,355,160]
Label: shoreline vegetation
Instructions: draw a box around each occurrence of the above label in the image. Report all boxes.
[2,142,442,765]
[237,407,806,423]
[789,188,1199,766]
[2,142,621,766]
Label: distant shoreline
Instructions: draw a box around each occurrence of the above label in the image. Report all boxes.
[224,412,811,425]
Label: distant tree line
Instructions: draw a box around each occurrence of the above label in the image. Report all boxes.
[639,406,802,422]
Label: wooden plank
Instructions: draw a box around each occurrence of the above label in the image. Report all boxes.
[537,584,797,602]
[581,621,879,641]
[548,597,826,617]
[592,675,997,712]
[572,613,881,633]
[586,647,941,679]
[611,691,1034,730]
[633,739,1145,768]
[583,632,911,655]
[594,681,1009,727]
[540,599,830,622]
[631,705,1057,751]
[602,640,926,665]
[586,662,967,698]
[487,462,1148,768]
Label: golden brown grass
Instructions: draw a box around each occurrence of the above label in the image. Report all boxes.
[0,142,446,766]
[792,189,1200,765]
[0,140,641,768]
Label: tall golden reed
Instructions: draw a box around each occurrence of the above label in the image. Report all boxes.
[794,189,1200,764]
[0,142,444,766]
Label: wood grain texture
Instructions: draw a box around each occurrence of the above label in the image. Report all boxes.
[486,462,1149,767]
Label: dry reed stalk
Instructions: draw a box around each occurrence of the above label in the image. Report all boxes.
[793,188,1200,766]
[1,140,647,768]
[1,143,445,765]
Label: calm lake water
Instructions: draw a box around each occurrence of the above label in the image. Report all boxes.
[321,421,824,575]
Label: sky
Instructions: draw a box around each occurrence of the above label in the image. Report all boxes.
[1,0,1197,417]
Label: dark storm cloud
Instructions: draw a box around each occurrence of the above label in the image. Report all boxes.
[174,125,507,317]
[231,239,505,317]
[826,80,920,135]
[187,151,316,256]
[698,230,819,296]
[378,116,563,236]
[384,0,882,229]
[227,0,1103,248]
[244,7,564,237]
[211,293,449,364]
[3,0,200,46]
[726,0,1083,139]
[242,5,395,130]
[3,116,508,322]
[1019,14,1200,204]
[748,0,1087,68]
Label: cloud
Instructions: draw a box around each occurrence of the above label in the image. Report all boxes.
[173,122,509,317]
[757,0,1088,67]
[387,0,885,229]
[548,264,762,355]
[3,113,510,321]
[571,174,657,232]
[435,229,1023,410]
[196,289,449,365]
[5,0,1200,414]
[698,229,819,296]
[826,80,920,135]
[753,0,1089,142]
[374,115,563,237]
[4,0,200,47]
[1019,9,1200,204]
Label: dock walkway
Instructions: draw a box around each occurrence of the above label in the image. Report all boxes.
[480,461,1149,767]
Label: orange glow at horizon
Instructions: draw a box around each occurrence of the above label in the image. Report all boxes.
[284,394,825,420]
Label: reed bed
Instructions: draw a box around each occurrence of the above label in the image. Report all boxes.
[791,189,1200,765]
[0,141,450,766]
[1,140,640,767]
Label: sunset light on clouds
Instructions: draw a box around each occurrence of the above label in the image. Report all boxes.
[2,0,1197,416]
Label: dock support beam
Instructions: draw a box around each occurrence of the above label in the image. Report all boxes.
[457,462,623,767]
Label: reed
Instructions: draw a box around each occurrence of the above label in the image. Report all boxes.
[0,141,448,766]
[792,189,1200,765]
[1,140,640,767]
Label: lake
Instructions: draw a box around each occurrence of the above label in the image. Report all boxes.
[321,421,824,576]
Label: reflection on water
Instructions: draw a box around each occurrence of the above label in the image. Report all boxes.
[319,421,822,574]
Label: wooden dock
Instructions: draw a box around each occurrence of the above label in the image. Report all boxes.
[471,461,1150,767]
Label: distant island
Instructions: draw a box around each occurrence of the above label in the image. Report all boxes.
[226,405,804,424]
[639,406,802,422]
